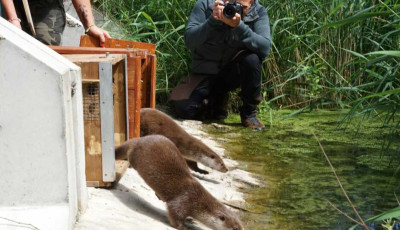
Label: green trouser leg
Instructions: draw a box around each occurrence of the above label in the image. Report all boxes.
[14,0,66,45]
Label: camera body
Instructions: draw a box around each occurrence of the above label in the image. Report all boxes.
[223,1,243,19]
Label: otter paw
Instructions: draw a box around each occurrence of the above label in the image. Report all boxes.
[195,168,209,174]
[187,161,209,174]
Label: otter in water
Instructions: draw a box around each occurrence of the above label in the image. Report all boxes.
[139,108,228,174]
[117,135,243,230]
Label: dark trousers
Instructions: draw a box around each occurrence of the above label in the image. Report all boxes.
[213,51,262,117]
[173,51,262,120]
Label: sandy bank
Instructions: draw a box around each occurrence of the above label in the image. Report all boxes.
[74,119,260,230]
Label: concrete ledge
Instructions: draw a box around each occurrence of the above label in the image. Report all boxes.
[0,17,87,230]
[0,204,70,230]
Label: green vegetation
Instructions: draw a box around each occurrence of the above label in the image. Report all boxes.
[93,0,399,228]
[205,110,400,229]
[95,0,399,107]
[95,0,399,144]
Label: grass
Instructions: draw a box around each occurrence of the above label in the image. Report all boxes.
[94,0,399,106]
[94,0,400,165]
[94,0,400,226]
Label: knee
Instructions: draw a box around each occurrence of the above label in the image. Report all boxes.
[240,53,261,70]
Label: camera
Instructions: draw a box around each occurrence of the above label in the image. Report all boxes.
[223,1,243,19]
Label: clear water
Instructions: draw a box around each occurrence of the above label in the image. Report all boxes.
[205,110,400,230]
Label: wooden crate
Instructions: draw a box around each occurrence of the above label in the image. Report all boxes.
[79,35,157,109]
[51,46,143,139]
[62,54,130,187]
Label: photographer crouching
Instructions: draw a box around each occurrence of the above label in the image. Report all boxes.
[170,0,271,130]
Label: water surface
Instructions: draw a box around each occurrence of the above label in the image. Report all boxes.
[205,110,399,230]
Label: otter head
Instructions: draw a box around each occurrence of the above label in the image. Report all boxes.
[188,143,228,173]
[200,152,228,173]
[204,206,244,230]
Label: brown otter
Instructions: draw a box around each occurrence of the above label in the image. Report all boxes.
[118,135,243,230]
[139,108,228,174]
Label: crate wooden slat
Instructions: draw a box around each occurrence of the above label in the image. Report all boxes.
[50,46,148,56]
[79,35,156,54]
[128,56,143,138]
[149,54,157,108]
[79,35,156,109]
[112,58,127,146]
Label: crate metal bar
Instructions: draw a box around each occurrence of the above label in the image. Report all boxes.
[99,62,115,182]
[124,56,129,140]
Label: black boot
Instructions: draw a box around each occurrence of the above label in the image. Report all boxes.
[211,93,229,120]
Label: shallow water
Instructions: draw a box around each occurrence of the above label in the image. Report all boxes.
[205,110,399,230]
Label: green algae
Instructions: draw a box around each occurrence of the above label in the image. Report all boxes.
[205,110,400,230]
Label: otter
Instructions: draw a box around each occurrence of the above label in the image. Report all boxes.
[118,135,243,230]
[139,108,228,174]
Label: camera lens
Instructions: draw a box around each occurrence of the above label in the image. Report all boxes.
[223,5,236,19]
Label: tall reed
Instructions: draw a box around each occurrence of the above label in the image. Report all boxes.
[94,0,195,94]
[95,0,399,154]
[95,0,399,104]
[261,0,399,107]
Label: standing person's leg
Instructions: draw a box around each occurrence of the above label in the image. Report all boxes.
[30,1,66,45]
[212,51,264,129]
[13,0,66,45]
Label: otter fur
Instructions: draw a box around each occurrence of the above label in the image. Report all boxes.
[139,108,228,174]
[117,135,243,230]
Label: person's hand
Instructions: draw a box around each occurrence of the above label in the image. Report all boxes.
[86,25,111,46]
[213,0,225,20]
[213,0,241,28]
[9,18,22,29]
[220,12,241,27]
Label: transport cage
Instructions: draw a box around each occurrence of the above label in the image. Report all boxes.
[79,35,157,110]
[63,53,130,187]
[51,45,146,138]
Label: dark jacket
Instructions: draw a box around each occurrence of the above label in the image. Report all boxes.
[185,0,271,75]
